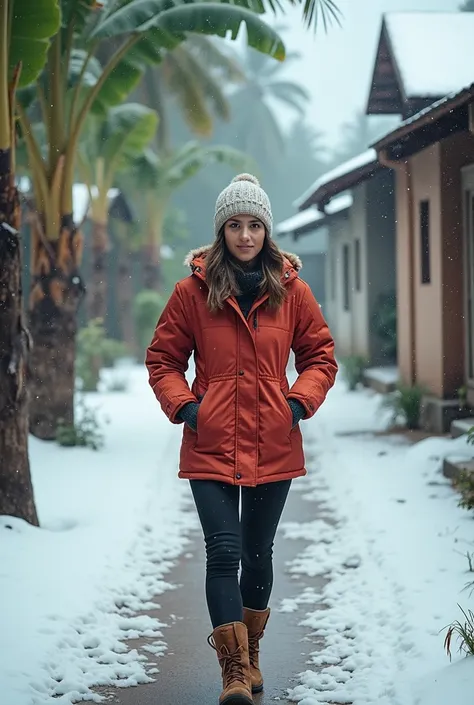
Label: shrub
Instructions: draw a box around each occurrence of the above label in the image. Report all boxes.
[133,290,165,354]
[76,319,127,391]
[453,469,474,512]
[56,397,105,451]
[340,355,367,391]
[381,383,425,430]
[104,372,129,392]
[444,605,474,660]
[371,291,397,362]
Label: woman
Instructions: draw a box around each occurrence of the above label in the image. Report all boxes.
[146,174,337,705]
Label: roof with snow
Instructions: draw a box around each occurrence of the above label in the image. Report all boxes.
[277,193,353,237]
[294,151,381,211]
[367,12,474,118]
[275,206,321,237]
[277,225,328,257]
[373,83,474,159]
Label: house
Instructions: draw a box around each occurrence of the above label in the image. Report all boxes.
[367,12,474,119]
[371,84,474,432]
[293,151,396,370]
[365,9,474,431]
[275,206,327,310]
[275,195,352,314]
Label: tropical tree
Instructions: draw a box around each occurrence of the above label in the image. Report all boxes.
[0,0,61,524]
[15,0,287,440]
[128,142,249,290]
[109,193,142,353]
[77,103,158,322]
[218,46,310,165]
[140,36,245,152]
[460,0,474,10]
[330,110,399,166]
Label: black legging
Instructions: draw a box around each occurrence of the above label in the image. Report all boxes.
[190,479,292,628]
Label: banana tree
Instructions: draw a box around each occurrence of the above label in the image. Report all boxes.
[77,102,158,322]
[17,0,288,440]
[0,0,60,524]
[129,142,250,291]
[140,36,245,152]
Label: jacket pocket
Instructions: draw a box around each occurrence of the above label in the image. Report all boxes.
[195,378,236,459]
[258,379,292,468]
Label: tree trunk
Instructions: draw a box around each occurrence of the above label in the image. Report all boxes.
[142,207,163,291]
[117,245,136,355]
[0,149,38,525]
[28,214,85,440]
[142,245,162,291]
[87,219,109,323]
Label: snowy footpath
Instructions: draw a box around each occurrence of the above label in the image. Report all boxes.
[281,380,474,705]
[1,366,474,705]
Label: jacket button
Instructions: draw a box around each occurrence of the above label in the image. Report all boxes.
[236,473,242,480]
[238,370,244,376]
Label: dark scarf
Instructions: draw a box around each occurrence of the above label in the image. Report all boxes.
[234,267,263,319]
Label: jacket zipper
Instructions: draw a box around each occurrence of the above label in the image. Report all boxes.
[253,311,258,329]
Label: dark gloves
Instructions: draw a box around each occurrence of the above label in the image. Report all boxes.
[287,398,306,428]
[178,397,305,432]
[177,401,200,432]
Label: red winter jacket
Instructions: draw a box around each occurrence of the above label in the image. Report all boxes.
[146,246,337,486]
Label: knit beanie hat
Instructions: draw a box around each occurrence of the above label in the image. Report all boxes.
[214,173,273,237]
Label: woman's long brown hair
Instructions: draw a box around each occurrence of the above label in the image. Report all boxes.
[205,229,287,313]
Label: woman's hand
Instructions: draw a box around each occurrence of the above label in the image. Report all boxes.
[287,398,306,428]
[177,401,200,432]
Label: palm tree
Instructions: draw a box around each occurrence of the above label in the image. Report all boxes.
[127,142,250,290]
[0,0,60,525]
[220,46,310,165]
[331,110,399,166]
[109,193,143,354]
[15,0,286,440]
[140,36,245,152]
[77,103,158,322]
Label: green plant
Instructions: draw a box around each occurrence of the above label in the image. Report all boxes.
[381,383,425,430]
[56,397,105,451]
[340,355,367,391]
[444,605,474,659]
[76,319,127,391]
[458,385,468,410]
[467,426,474,445]
[133,290,166,353]
[453,469,474,512]
[371,292,397,362]
[104,373,129,393]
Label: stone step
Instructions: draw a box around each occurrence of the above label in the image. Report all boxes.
[362,366,398,394]
[443,456,474,482]
[451,417,474,438]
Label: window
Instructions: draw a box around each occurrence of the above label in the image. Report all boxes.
[420,200,430,284]
[343,244,350,311]
[354,239,361,292]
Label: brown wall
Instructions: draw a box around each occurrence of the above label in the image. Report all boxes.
[395,130,474,399]
[411,144,443,396]
[394,165,414,387]
[440,131,474,396]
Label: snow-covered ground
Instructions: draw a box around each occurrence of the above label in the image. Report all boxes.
[0,365,197,705]
[2,365,474,705]
[280,379,474,705]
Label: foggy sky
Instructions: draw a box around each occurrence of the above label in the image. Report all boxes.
[279,0,460,147]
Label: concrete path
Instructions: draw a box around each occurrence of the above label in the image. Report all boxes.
[96,460,329,705]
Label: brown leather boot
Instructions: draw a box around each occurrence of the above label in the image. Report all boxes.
[207,621,253,705]
[243,607,271,693]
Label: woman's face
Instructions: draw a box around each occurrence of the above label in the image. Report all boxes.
[224,215,266,264]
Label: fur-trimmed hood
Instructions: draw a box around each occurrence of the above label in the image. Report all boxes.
[183,244,303,273]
